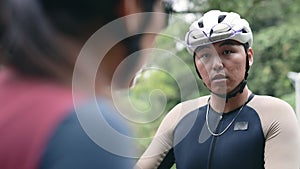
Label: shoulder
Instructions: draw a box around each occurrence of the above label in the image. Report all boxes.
[139,96,210,163]
[248,95,295,115]
[159,96,209,130]
[248,95,300,168]
[248,95,298,138]
[40,100,136,169]
[169,95,208,117]
[170,95,209,115]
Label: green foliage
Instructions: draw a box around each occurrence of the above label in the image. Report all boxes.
[249,22,300,97]
[281,92,296,109]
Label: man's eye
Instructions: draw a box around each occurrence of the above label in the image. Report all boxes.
[223,50,232,55]
[201,53,210,58]
[195,53,212,63]
[196,53,211,60]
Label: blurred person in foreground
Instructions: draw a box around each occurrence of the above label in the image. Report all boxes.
[0,0,170,168]
[135,10,300,169]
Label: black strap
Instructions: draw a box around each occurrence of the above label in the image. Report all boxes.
[157,148,175,169]
[245,93,255,104]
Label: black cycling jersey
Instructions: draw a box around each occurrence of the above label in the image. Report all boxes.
[136,93,300,169]
[163,94,265,169]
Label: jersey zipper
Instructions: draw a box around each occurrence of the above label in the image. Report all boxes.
[207,118,223,169]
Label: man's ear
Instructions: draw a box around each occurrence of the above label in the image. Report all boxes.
[247,47,254,67]
[117,0,143,34]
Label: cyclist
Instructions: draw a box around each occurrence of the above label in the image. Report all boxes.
[135,10,300,169]
[0,0,170,168]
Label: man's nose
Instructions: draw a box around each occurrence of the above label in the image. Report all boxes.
[212,55,224,71]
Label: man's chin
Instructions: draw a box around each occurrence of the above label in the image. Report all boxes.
[210,86,227,94]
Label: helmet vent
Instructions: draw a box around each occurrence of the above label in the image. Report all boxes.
[198,21,204,28]
[218,15,226,23]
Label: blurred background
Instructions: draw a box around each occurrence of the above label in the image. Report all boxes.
[128,0,300,160]
[1,0,299,167]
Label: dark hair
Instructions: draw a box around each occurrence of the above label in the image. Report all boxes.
[0,0,156,83]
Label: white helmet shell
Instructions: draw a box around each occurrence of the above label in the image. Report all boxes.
[185,10,253,54]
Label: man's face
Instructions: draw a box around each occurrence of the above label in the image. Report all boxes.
[194,40,253,95]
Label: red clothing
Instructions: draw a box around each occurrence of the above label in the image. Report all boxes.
[0,69,74,169]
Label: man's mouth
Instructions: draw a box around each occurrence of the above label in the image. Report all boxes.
[212,74,227,81]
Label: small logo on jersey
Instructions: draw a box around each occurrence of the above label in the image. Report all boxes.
[234,121,248,131]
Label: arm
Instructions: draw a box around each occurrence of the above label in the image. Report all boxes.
[135,96,209,169]
[253,96,300,169]
[135,108,177,169]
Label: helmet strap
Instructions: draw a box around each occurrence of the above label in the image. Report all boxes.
[193,53,203,79]
[210,79,247,102]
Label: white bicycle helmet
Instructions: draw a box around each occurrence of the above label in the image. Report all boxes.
[185,10,253,54]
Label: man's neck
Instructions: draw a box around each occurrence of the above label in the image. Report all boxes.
[210,86,251,113]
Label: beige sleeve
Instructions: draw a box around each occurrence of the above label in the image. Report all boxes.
[249,96,300,169]
[135,96,208,169]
